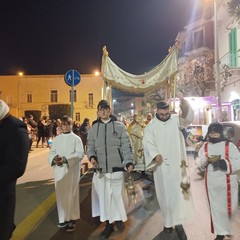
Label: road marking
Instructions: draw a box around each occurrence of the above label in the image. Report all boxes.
[13,169,92,239]
[12,192,56,240]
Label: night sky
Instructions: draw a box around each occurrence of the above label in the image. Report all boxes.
[0,0,199,76]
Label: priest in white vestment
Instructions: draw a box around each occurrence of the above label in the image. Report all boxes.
[48,116,84,232]
[196,122,240,240]
[143,99,194,240]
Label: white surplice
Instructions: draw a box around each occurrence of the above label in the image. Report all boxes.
[48,132,84,223]
[143,111,194,228]
[197,141,240,236]
[91,171,128,224]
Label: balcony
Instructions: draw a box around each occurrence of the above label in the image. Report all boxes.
[220,52,240,81]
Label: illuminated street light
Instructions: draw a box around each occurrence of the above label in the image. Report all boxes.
[18,72,24,76]
[94,71,100,76]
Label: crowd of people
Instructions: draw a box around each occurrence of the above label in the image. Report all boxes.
[18,115,91,153]
[1,97,240,240]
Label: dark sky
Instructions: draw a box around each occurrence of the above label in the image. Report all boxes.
[0,0,198,76]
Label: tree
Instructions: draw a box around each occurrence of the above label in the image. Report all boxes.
[225,0,240,22]
[144,87,166,110]
[48,104,71,120]
[177,53,215,97]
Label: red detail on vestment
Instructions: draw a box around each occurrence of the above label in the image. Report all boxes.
[204,143,214,233]
[225,142,232,218]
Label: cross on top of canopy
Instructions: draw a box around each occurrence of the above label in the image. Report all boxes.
[101,46,179,94]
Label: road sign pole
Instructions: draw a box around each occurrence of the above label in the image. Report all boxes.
[71,70,74,119]
[64,69,81,120]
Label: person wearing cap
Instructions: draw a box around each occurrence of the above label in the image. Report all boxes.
[142,98,194,240]
[0,99,29,240]
[196,122,240,240]
[87,99,134,240]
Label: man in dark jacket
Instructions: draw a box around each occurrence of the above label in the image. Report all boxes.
[87,100,133,240]
[0,100,29,240]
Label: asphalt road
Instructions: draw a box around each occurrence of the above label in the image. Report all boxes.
[12,146,240,240]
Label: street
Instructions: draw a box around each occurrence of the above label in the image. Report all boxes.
[13,147,240,240]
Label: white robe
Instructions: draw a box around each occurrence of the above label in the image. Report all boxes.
[48,132,84,223]
[142,111,194,228]
[197,141,240,236]
[91,171,128,224]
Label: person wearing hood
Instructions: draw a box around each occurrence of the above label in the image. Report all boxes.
[196,122,240,240]
[87,100,134,240]
[0,100,29,240]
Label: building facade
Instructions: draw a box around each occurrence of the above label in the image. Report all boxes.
[176,1,240,123]
[0,74,104,124]
[217,0,240,121]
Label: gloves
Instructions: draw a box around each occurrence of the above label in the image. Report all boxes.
[211,159,227,171]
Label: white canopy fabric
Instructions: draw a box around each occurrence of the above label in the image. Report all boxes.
[101,47,178,93]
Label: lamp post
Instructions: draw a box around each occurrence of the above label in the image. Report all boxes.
[214,0,222,121]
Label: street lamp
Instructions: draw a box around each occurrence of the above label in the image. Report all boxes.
[214,0,222,121]
[94,71,100,76]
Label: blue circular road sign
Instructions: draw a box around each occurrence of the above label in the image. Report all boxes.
[64,69,81,86]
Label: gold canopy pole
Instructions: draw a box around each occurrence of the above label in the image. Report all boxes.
[169,79,172,110]
[101,46,109,100]
[172,75,177,112]
[165,83,169,102]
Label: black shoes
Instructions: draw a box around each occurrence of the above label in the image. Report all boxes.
[58,221,70,228]
[163,227,173,233]
[116,220,124,232]
[66,220,76,232]
[214,235,225,240]
[100,220,124,239]
[175,225,187,240]
[100,222,114,240]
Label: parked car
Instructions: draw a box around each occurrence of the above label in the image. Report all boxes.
[221,121,240,151]
[185,125,208,153]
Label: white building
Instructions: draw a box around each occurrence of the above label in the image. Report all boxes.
[217,0,240,120]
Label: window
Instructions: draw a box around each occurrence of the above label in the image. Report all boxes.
[27,93,32,103]
[88,93,93,106]
[51,90,58,102]
[193,29,204,49]
[229,28,238,67]
[69,90,77,102]
[75,112,80,122]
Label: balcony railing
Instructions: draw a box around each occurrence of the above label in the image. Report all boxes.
[220,51,240,68]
